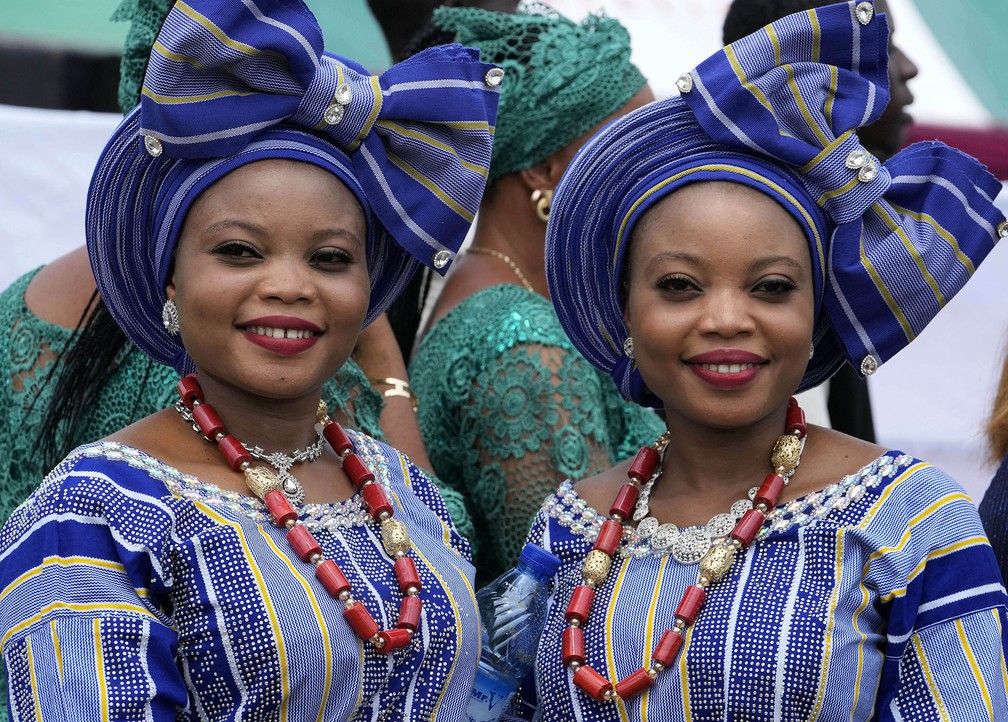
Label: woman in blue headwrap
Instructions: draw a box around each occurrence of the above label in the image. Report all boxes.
[0,0,499,718]
[515,1,1008,719]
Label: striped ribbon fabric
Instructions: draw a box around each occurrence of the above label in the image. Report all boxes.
[140,0,500,274]
[546,0,1005,405]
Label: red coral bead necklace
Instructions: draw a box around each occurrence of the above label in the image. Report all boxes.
[174,373,421,653]
[565,397,807,702]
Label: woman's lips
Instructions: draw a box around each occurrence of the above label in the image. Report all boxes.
[685,350,765,389]
[239,317,321,356]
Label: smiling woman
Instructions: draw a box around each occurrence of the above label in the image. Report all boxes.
[0,0,500,718]
[512,1,1008,719]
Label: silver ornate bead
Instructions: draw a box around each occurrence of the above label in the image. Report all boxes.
[433,249,453,270]
[650,523,680,551]
[485,67,505,88]
[676,73,694,94]
[855,1,874,25]
[144,135,163,157]
[860,354,878,376]
[636,516,659,539]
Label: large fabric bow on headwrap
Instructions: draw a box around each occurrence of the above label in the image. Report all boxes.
[546,0,1005,407]
[87,0,500,374]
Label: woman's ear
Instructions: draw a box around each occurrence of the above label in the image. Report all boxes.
[517,146,568,193]
[165,278,176,302]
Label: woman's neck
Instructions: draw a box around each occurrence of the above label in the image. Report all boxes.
[189,374,323,454]
[656,407,791,498]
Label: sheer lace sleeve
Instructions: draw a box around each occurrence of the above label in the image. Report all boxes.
[411,286,663,586]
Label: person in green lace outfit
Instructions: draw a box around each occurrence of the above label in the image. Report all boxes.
[401,5,664,586]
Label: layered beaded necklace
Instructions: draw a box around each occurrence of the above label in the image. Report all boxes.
[175,373,422,653]
[564,398,807,703]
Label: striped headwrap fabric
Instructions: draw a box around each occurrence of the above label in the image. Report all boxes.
[87,0,500,373]
[546,0,1006,407]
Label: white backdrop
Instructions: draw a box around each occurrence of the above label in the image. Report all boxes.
[2,92,1006,503]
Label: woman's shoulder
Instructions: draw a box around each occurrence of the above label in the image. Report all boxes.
[416,284,570,359]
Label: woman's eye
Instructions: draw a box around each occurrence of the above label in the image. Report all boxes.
[657,275,698,293]
[212,242,260,259]
[311,248,353,266]
[754,278,797,295]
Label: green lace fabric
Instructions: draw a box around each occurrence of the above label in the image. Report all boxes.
[0,267,398,524]
[410,284,665,586]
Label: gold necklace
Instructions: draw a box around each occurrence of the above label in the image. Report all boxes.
[467,247,535,293]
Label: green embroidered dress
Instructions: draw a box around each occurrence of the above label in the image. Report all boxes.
[410,284,664,585]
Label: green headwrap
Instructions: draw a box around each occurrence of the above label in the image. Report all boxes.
[112,0,175,114]
[433,4,646,182]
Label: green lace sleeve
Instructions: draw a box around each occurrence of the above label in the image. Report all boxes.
[0,266,390,523]
[411,285,663,586]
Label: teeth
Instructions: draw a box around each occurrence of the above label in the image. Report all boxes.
[247,326,315,340]
[700,363,756,374]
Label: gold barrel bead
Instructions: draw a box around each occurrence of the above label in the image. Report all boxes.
[244,466,283,499]
[381,518,412,558]
[698,544,737,583]
[582,549,612,587]
[770,434,803,475]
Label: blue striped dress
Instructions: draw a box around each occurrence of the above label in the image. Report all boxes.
[520,452,1008,720]
[0,431,480,721]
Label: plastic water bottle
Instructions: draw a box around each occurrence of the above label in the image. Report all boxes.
[467,542,562,722]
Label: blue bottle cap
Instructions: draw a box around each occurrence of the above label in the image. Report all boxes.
[519,542,562,579]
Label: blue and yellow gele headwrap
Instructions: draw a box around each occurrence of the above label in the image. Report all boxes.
[546,0,1005,408]
[87,0,500,374]
[432,2,646,182]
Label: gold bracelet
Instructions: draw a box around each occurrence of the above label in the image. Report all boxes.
[369,377,418,411]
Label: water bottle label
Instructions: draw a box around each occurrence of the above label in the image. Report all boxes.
[467,663,518,722]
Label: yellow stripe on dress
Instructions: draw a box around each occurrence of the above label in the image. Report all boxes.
[865,491,972,569]
[911,633,952,721]
[957,617,995,719]
[194,501,292,714]
[807,9,821,63]
[856,463,925,530]
[880,536,991,603]
[994,609,1008,698]
[810,526,845,719]
[605,556,633,719]
[26,636,43,721]
[848,575,873,721]
[2,602,160,649]
[95,617,110,721]
[259,527,334,722]
[50,618,64,688]
[0,555,128,605]
[410,535,467,721]
[640,555,670,722]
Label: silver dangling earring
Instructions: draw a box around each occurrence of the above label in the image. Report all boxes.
[623,336,635,358]
[809,342,815,360]
[162,298,180,335]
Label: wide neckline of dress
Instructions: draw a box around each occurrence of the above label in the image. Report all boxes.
[72,436,392,531]
[546,450,916,556]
